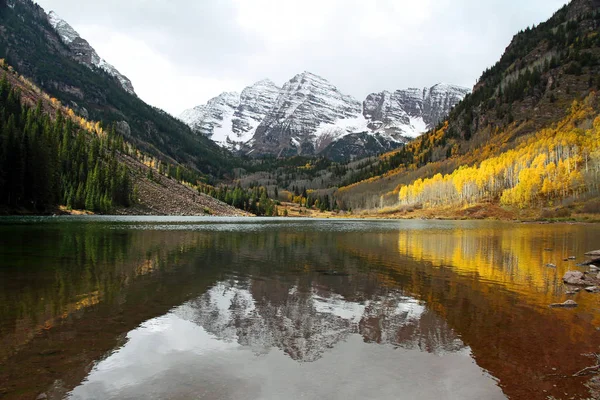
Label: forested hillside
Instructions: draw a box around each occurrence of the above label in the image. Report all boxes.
[0,72,132,213]
[332,0,600,218]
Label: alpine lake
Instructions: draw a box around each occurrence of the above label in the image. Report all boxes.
[0,217,599,400]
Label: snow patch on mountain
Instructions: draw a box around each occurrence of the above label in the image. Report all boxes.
[312,114,372,152]
[211,107,237,146]
[405,116,429,138]
[179,91,240,147]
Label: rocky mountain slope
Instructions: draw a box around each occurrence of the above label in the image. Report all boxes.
[0,0,234,178]
[47,11,135,95]
[181,72,469,159]
[117,154,250,216]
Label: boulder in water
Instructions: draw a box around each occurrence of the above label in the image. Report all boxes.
[550,300,578,308]
[563,271,593,286]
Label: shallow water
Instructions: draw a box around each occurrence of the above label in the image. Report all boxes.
[0,217,599,399]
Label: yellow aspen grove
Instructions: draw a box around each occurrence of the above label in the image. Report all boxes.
[396,95,600,209]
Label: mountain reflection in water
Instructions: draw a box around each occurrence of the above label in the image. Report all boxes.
[70,280,498,400]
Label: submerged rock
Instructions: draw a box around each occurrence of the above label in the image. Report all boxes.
[585,286,600,293]
[546,263,557,268]
[549,300,578,308]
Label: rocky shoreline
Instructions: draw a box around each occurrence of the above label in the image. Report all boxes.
[551,251,600,307]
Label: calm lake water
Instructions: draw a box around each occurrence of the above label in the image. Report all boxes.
[0,217,599,400]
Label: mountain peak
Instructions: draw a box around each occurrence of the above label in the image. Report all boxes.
[252,78,278,87]
[47,11,79,44]
[179,80,282,149]
[431,82,469,91]
[215,91,240,101]
[290,71,329,83]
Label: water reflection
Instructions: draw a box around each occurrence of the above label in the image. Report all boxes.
[181,281,464,362]
[69,280,499,400]
[0,218,599,400]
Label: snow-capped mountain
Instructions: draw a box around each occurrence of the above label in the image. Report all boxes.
[179,79,281,149]
[251,71,363,156]
[180,73,469,159]
[364,84,471,138]
[47,11,135,95]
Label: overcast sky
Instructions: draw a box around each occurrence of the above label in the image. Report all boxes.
[35,0,567,116]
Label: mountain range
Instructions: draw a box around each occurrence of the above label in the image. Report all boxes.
[180,73,469,159]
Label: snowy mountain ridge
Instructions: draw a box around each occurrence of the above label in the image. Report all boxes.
[364,83,471,139]
[180,73,470,158]
[179,79,282,150]
[47,11,135,95]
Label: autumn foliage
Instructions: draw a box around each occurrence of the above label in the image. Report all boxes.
[395,95,600,209]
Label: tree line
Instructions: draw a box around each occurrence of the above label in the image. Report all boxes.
[198,184,280,216]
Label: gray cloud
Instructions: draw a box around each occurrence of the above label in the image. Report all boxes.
[35,0,568,115]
